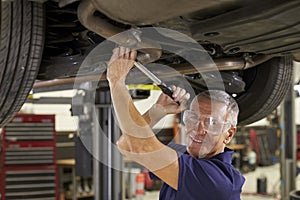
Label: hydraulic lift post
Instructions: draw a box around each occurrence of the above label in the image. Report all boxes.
[92,89,123,200]
[280,66,296,200]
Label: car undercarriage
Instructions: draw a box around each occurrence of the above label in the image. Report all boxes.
[1,0,300,126]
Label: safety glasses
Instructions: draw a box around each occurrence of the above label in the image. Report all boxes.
[182,110,231,135]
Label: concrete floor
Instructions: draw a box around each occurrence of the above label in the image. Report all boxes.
[137,163,300,200]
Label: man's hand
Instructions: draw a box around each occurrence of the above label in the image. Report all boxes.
[155,85,190,114]
[107,46,137,84]
[143,86,190,127]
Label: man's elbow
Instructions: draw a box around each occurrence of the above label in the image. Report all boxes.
[116,136,130,153]
[116,135,145,159]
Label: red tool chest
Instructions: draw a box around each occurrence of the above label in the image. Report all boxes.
[0,114,58,200]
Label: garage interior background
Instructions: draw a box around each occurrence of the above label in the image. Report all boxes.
[1,61,300,200]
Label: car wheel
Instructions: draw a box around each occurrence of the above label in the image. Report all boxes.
[0,1,44,126]
[237,56,293,125]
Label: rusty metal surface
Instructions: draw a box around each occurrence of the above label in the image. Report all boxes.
[89,0,233,25]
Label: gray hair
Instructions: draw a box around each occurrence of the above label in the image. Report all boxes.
[195,90,239,127]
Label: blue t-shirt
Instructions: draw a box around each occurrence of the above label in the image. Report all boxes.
[154,144,245,200]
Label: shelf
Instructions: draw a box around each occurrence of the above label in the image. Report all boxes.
[227,144,245,150]
[57,159,93,200]
[56,159,75,166]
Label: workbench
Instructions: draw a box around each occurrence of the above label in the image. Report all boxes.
[56,159,93,200]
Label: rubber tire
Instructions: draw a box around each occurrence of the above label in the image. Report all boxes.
[0,1,44,126]
[237,56,293,125]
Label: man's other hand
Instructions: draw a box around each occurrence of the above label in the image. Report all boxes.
[155,85,190,114]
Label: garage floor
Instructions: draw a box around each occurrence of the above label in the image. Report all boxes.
[135,163,300,200]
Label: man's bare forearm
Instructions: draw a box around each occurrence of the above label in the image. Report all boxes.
[142,104,167,128]
[109,80,153,139]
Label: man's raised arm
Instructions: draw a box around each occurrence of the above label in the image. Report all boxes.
[106,46,189,190]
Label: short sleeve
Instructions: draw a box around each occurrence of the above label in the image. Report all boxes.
[149,142,186,180]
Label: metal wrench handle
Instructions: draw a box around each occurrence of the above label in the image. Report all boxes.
[133,61,179,105]
[133,61,162,85]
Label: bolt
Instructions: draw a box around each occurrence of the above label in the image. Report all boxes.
[228,47,240,54]
[204,32,220,37]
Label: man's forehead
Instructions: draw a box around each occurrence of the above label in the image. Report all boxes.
[190,98,227,114]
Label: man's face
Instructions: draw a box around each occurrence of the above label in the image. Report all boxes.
[184,97,230,158]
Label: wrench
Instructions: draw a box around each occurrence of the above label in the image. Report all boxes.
[133,61,179,105]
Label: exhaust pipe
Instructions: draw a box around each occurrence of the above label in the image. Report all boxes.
[33,55,271,89]
[77,0,162,64]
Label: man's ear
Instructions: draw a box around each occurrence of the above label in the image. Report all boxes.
[223,127,236,145]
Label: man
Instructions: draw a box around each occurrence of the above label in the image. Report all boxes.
[107,46,245,199]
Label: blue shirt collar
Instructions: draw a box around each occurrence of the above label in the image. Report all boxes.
[183,147,234,163]
[210,147,234,164]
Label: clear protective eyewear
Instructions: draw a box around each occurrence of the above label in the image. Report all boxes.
[182,110,231,134]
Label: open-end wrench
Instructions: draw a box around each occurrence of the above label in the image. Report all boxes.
[133,61,179,105]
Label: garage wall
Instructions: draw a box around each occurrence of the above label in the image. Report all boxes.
[296,98,300,125]
[21,90,78,132]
